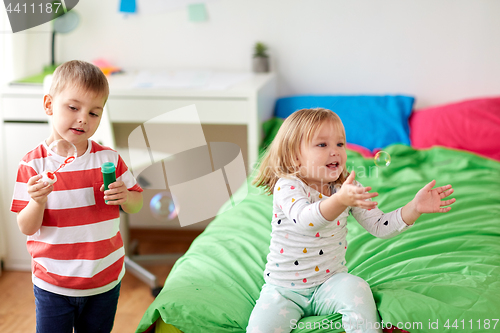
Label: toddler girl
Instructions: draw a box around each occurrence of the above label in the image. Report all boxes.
[247,108,455,333]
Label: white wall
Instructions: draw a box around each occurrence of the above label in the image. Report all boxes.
[20,0,499,109]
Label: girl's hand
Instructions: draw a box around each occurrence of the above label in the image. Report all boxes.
[414,179,455,213]
[100,181,129,205]
[27,174,53,204]
[335,171,378,210]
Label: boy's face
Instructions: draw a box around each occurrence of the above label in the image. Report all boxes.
[44,85,107,155]
[297,120,347,194]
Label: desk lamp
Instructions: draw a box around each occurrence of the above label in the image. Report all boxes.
[10,10,80,85]
[45,10,80,74]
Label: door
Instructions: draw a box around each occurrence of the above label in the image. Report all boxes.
[2,122,50,270]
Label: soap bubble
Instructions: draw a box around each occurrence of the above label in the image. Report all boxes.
[48,139,77,164]
[374,151,391,167]
[150,192,179,221]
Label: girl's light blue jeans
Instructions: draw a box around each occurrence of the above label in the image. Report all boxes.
[246,272,382,333]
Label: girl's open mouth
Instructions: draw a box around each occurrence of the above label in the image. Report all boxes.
[327,162,339,170]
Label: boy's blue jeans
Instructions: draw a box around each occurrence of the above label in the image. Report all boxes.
[33,283,121,333]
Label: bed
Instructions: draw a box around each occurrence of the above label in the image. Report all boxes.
[135,95,500,333]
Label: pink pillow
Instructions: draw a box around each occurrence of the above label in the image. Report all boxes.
[409,97,500,161]
[346,143,376,158]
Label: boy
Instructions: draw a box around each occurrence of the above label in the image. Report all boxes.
[10,60,143,333]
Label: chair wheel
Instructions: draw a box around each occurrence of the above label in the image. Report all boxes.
[152,286,163,297]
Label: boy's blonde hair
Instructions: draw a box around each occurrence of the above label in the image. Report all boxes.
[253,108,350,195]
[49,60,109,100]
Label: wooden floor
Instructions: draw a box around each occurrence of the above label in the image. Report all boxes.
[0,228,201,333]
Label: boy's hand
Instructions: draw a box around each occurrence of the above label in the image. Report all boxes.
[28,174,53,204]
[335,171,378,210]
[100,181,129,205]
[414,179,455,213]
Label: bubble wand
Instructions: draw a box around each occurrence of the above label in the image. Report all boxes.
[40,140,77,185]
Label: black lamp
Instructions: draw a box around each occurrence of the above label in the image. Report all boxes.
[46,10,80,73]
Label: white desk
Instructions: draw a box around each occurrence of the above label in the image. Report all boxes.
[106,72,276,170]
[0,72,277,271]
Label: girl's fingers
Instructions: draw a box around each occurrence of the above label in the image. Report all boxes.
[362,202,377,210]
[439,206,452,213]
[351,187,364,195]
[348,186,367,195]
[355,200,377,209]
[424,179,436,190]
[345,171,355,184]
[440,198,456,206]
[441,188,454,198]
[440,184,452,191]
[355,192,378,201]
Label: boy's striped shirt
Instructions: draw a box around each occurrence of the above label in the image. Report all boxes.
[11,139,143,296]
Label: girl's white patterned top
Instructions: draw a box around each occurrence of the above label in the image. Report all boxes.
[264,176,412,289]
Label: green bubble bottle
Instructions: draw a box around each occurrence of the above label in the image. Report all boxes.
[101,162,116,203]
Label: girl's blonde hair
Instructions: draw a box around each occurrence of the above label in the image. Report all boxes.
[49,60,109,101]
[253,108,350,195]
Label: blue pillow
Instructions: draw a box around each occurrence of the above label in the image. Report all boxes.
[274,95,415,151]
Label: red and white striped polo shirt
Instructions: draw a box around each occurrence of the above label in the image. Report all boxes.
[11,139,143,297]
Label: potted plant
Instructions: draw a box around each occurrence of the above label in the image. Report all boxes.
[252,42,270,73]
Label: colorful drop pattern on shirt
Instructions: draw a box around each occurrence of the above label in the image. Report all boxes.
[270,182,346,287]
[266,177,406,289]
